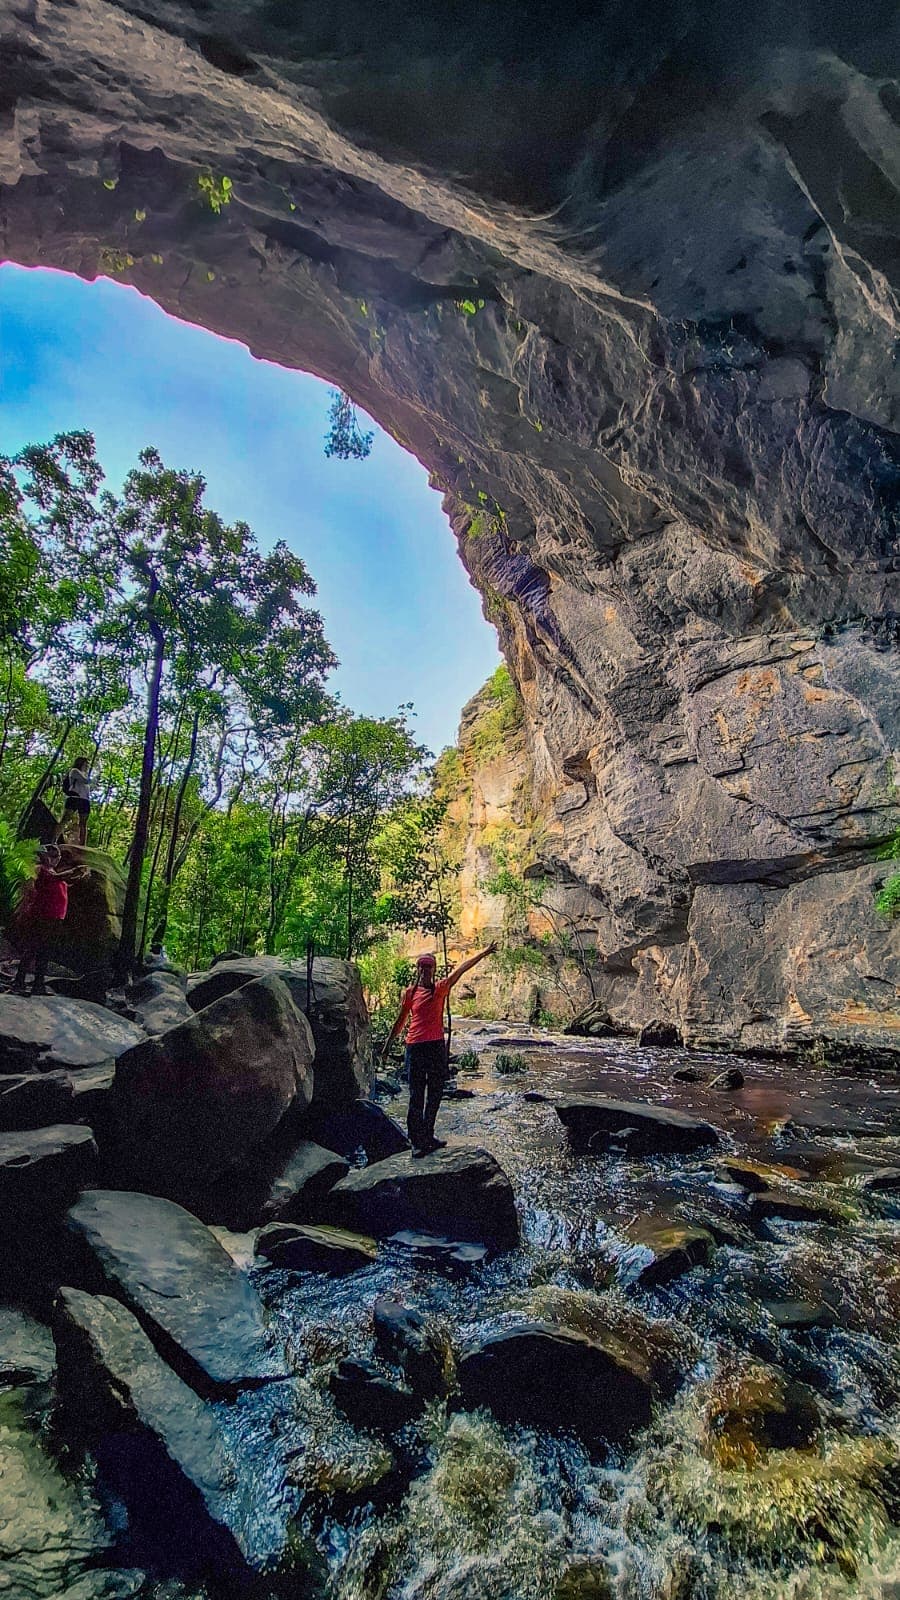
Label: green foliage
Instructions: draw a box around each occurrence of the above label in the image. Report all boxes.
[324,391,374,461]
[99,249,134,275]
[468,665,521,761]
[455,298,485,316]
[197,171,233,214]
[456,1049,479,1072]
[494,1050,527,1075]
[875,829,900,917]
[0,821,36,932]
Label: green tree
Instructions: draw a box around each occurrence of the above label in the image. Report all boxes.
[324,391,374,460]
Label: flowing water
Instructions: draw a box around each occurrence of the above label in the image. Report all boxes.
[3,1031,899,1600]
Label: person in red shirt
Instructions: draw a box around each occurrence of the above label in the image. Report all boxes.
[383,942,497,1157]
[10,845,86,996]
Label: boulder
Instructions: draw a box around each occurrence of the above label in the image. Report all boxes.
[718,1157,810,1192]
[255,1222,377,1274]
[187,955,370,1106]
[329,1356,420,1434]
[672,1067,705,1083]
[300,1098,410,1163]
[638,1021,683,1048]
[125,968,192,1035]
[565,1005,619,1039]
[710,1067,745,1090]
[53,1288,290,1578]
[66,1189,289,1393]
[701,1364,822,1467]
[373,1294,449,1398]
[761,1298,835,1331]
[0,1069,73,1130]
[0,1124,97,1211]
[555,1096,718,1154]
[456,1321,652,1446]
[624,1218,716,1288]
[0,995,143,1073]
[110,973,314,1196]
[46,847,125,976]
[258,1139,350,1221]
[325,1145,519,1249]
[749,1189,844,1228]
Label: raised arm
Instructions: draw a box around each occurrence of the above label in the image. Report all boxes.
[446,942,497,988]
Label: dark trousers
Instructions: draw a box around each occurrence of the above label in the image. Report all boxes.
[406,1040,448,1149]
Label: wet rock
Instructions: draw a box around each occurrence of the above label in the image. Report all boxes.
[457,1321,652,1447]
[750,1189,844,1228]
[719,1158,810,1192]
[389,1231,489,1272]
[672,1067,705,1083]
[638,1021,683,1048]
[300,1097,410,1163]
[0,1123,97,1212]
[523,1089,550,1102]
[329,1357,420,1434]
[0,1069,73,1130]
[325,1145,519,1249]
[762,1298,835,1331]
[110,973,314,1197]
[710,1067,745,1090]
[255,1222,377,1274]
[0,995,143,1073]
[442,1083,476,1099]
[188,955,370,1105]
[373,1294,449,1398]
[624,1218,716,1288]
[66,1189,289,1394]
[555,1096,718,1154]
[125,968,192,1035]
[0,1306,56,1386]
[701,1364,822,1466]
[65,1062,116,1138]
[53,1287,290,1580]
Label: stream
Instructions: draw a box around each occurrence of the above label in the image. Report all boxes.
[3,1028,899,1600]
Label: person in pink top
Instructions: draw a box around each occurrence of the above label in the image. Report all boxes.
[10,845,86,996]
[383,942,497,1157]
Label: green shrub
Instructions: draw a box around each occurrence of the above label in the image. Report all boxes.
[0,823,36,934]
[494,1051,527,1075]
[875,829,900,917]
[456,1049,479,1073]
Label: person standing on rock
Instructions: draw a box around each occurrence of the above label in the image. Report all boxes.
[383,944,497,1158]
[9,845,86,996]
[57,756,92,847]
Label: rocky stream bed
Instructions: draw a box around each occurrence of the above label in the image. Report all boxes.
[1,970,898,1600]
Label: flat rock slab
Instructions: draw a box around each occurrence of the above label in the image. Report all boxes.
[0,1124,97,1209]
[66,1190,289,1394]
[555,1096,718,1154]
[255,1222,377,1274]
[0,996,144,1072]
[457,1321,652,1446]
[325,1145,519,1249]
[53,1288,290,1578]
[749,1188,844,1228]
[126,970,193,1036]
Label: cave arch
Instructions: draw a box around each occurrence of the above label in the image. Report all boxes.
[2,0,898,1051]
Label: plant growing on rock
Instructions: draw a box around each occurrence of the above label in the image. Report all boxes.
[875,828,900,917]
[196,171,233,214]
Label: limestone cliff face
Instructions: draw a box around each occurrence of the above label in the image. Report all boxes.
[1,0,898,1050]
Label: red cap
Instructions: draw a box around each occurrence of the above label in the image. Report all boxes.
[416,953,437,968]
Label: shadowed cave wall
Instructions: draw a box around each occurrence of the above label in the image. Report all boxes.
[1,0,898,1050]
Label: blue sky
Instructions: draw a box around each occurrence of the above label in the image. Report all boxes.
[0,264,499,754]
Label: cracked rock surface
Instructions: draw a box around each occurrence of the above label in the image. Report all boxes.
[1,0,898,1049]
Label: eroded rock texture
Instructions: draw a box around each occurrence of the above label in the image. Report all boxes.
[1,0,898,1050]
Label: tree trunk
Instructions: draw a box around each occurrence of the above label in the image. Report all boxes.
[117,592,164,980]
[16,718,73,835]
